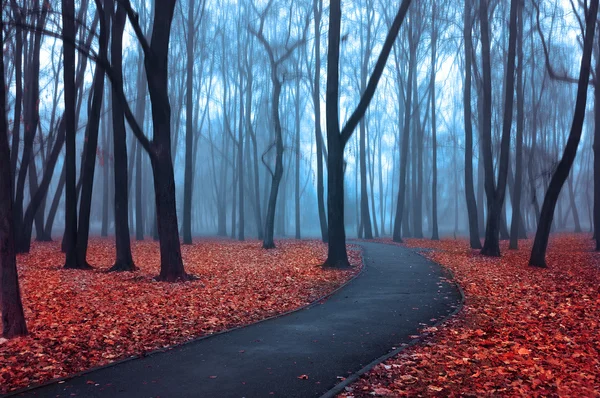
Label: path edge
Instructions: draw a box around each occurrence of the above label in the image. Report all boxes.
[320,244,465,398]
[4,245,366,398]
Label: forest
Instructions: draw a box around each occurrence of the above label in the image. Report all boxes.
[0,0,599,396]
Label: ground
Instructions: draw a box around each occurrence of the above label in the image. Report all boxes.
[340,234,600,397]
[0,238,361,394]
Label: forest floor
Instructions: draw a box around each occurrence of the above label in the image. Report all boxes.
[0,238,361,394]
[340,233,600,397]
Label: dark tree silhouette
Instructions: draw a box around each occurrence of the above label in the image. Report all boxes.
[62,0,80,270]
[463,0,481,249]
[480,0,518,257]
[0,9,28,339]
[326,0,412,266]
[76,0,109,268]
[530,0,598,267]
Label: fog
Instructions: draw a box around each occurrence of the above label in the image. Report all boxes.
[5,0,594,252]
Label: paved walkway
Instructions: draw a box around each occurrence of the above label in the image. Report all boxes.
[12,242,461,398]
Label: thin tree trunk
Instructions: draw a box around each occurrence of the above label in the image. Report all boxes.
[183,0,195,244]
[463,0,481,248]
[76,0,107,269]
[510,0,525,249]
[313,0,328,243]
[431,1,440,241]
[393,20,414,243]
[109,2,135,272]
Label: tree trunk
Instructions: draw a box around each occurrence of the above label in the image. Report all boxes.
[44,162,65,239]
[431,2,439,241]
[463,0,481,248]
[109,2,135,272]
[9,0,23,191]
[480,0,518,257]
[393,20,414,243]
[0,10,27,338]
[295,65,301,240]
[326,0,412,262]
[183,0,195,244]
[313,0,328,243]
[62,0,79,269]
[76,0,107,268]
[142,0,190,280]
[510,0,525,249]
[14,5,48,248]
[101,96,110,237]
[263,79,284,249]
[135,62,146,241]
[359,5,373,240]
[530,0,598,266]
[595,23,600,250]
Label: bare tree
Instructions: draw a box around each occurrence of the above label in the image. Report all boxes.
[530,0,598,267]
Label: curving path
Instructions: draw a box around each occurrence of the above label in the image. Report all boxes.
[10,241,461,398]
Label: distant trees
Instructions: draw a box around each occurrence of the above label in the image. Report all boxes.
[1,0,596,290]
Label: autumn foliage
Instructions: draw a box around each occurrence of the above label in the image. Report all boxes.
[0,238,361,394]
[341,234,600,397]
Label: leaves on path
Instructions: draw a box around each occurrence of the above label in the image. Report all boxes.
[341,234,600,397]
[0,238,361,393]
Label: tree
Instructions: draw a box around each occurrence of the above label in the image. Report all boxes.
[249,0,308,249]
[183,0,197,245]
[430,0,439,241]
[326,0,412,266]
[463,0,481,249]
[0,8,27,339]
[392,7,416,244]
[107,0,191,281]
[479,0,518,257]
[509,0,525,250]
[358,0,376,240]
[530,0,598,267]
[311,0,328,243]
[62,0,79,269]
[108,1,136,271]
[76,0,109,268]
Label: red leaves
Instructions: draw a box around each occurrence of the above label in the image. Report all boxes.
[0,239,361,394]
[342,234,600,397]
